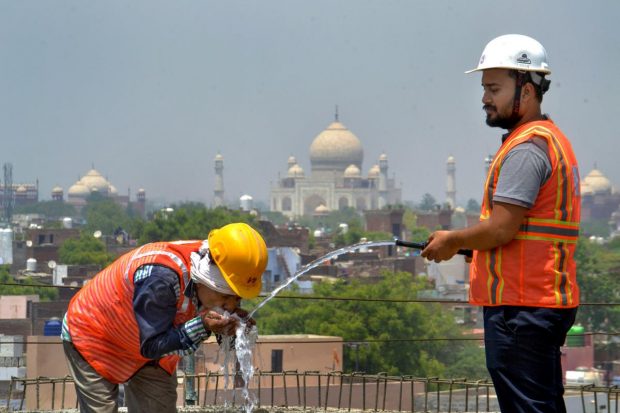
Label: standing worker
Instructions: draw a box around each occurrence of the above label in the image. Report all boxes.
[421,34,580,412]
[62,222,268,413]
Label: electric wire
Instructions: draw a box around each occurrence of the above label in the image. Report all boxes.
[1,283,619,345]
[4,332,615,346]
[1,282,619,306]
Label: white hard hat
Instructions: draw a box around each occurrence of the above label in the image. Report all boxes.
[466,34,551,75]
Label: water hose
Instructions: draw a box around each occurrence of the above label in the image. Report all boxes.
[394,239,473,258]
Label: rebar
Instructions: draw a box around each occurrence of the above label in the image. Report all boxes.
[10,372,620,412]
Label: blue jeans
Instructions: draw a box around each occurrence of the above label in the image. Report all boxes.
[484,306,577,413]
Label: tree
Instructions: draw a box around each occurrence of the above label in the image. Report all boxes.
[59,234,114,267]
[576,238,620,331]
[14,200,77,219]
[466,198,481,213]
[82,197,135,236]
[418,193,437,211]
[253,271,488,378]
[409,226,430,243]
[0,265,58,301]
[138,204,257,244]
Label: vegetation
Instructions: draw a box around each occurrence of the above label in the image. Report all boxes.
[13,200,77,219]
[252,271,488,378]
[58,234,114,267]
[81,195,140,237]
[418,193,438,211]
[576,237,620,331]
[466,198,481,213]
[0,265,58,301]
[138,204,258,244]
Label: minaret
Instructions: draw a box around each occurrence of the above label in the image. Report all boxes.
[378,152,388,208]
[137,188,146,218]
[446,155,456,209]
[214,153,224,207]
[484,154,494,176]
[287,155,297,170]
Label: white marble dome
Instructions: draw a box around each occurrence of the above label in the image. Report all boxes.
[344,164,361,178]
[288,163,305,178]
[310,121,363,171]
[368,164,380,178]
[582,168,612,195]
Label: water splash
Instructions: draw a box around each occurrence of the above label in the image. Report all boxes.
[215,240,396,412]
[249,239,396,318]
[215,312,257,413]
[235,319,258,413]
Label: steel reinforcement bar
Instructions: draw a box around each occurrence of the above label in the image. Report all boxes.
[4,372,620,412]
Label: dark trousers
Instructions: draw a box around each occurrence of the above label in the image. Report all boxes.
[484,306,577,413]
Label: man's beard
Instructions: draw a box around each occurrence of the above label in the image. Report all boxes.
[484,105,521,130]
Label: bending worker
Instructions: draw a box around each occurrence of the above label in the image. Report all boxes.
[421,35,580,412]
[62,222,268,413]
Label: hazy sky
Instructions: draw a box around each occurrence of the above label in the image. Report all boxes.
[2,1,619,209]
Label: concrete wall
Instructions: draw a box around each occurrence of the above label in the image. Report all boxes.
[25,336,76,411]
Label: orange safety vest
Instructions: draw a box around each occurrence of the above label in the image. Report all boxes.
[470,120,581,308]
[66,241,201,383]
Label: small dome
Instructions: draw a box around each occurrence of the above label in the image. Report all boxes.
[215,153,224,161]
[288,163,305,178]
[344,164,361,178]
[287,155,297,165]
[68,181,90,197]
[108,185,118,195]
[447,155,455,164]
[138,188,146,194]
[583,168,612,195]
[310,121,364,171]
[368,164,380,178]
[240,194,253,201]
[16,185,27,193]
[52,186,63,194]
[314,204,329,214]
[379,153,388,162]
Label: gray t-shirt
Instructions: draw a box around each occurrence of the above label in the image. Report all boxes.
[493,138,552,209]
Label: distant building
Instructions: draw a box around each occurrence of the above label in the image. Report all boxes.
[580,167,620,223]
[62,168,146,216]
[0,182,39,213]
[271,114,401,217]
[213,153,225,207]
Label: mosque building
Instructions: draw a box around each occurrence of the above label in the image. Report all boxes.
[269,115,401,218]
[61,168,146,216]
[580,166,620,223]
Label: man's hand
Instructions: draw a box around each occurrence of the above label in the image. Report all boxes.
[199,310,238,336]
[199,307,256,336]
[421,231,462,263]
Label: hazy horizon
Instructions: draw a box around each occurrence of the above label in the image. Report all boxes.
[2,1,619,209]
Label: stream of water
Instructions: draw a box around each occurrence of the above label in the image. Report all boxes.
[248,239,396,318]
[218,240,397,412]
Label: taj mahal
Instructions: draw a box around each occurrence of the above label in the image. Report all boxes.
[269,115,401,218]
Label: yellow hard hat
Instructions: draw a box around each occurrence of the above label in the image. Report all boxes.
[208,223,268,299]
